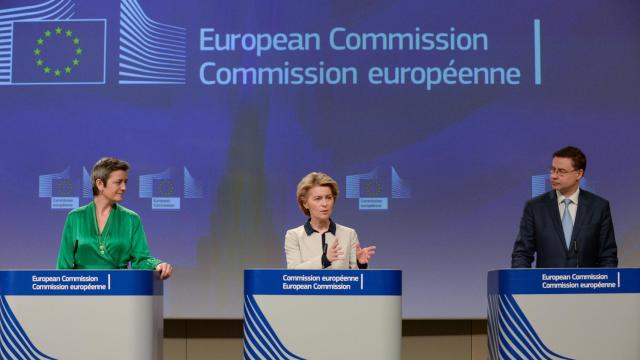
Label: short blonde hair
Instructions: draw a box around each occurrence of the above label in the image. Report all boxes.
[296,172,339,216]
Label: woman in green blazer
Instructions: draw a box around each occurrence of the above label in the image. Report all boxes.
[57,157,173,279]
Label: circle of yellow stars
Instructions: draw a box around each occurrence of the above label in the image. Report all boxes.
[55,179,74,196]
[33,26,82,77]
[158,179,175,197]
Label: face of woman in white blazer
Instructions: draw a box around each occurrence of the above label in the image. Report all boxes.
[303,185,335,223]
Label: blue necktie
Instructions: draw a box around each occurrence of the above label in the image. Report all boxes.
[562,198,573,248]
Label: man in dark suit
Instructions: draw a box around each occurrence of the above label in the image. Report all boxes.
[511,146,618,268]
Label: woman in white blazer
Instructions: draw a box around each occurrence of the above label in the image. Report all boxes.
[284,172,376,269]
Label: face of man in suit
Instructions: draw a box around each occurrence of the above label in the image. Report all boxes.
[550,157,583,196]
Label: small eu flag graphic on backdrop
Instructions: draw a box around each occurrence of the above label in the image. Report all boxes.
[153,179,176,197]
[360,179,384,197]
[11,20,106,84]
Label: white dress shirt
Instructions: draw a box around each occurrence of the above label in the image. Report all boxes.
[557,187,580,225]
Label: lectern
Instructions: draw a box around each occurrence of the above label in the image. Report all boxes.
[0,270,163,360]
[488,268,640,360]
[243,269,402,360]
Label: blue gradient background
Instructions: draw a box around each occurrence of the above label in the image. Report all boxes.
[0,0,639,318]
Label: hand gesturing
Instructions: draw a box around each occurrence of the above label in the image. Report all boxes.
[355,242,376,264]
[326,240,344,262]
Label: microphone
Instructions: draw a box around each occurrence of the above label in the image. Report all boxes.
[72,240,79,269]
[321,239,330,269]
[573,238,579,268]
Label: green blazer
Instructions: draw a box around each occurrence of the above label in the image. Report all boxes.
[57,201,162,270]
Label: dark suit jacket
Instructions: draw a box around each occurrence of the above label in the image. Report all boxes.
[511,189,618,268]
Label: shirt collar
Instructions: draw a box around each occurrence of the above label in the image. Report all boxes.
[557,187,580,205]
[304,218,337,236]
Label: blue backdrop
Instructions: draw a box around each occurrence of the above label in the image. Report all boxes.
[1,0,638,318]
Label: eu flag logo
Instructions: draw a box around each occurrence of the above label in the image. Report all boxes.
[11,20,105,84]
[153,179,176,197]
[360,179,384,197]
[52,178,75,197]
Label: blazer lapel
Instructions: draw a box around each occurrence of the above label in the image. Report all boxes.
[571,189,590,242]
[547,191,567,251]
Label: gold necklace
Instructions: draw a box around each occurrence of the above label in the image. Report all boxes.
[95,209,113,255]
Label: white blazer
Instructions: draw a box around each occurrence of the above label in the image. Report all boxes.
[284,221,360,269]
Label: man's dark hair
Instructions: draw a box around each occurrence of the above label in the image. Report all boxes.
[553,146,587,172]
[91,157,129,195]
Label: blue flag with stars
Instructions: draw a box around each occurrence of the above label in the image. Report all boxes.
[11,20,105,84]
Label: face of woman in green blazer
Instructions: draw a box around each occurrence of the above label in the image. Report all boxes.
[96,170,128,204]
